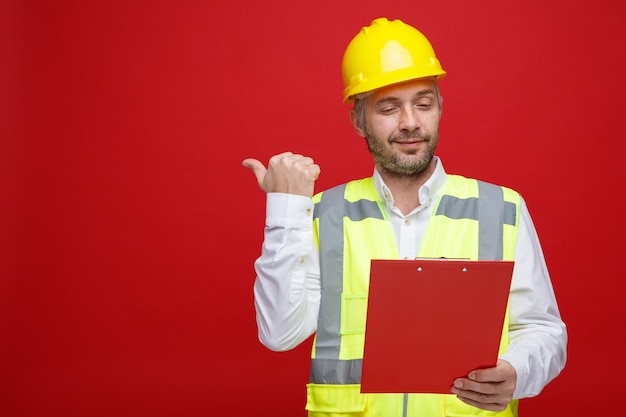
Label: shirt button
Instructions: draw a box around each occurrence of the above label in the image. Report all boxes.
[404,219,411,226]
[305,208,312,216]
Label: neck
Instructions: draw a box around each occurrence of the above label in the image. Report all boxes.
[377,160,436,215]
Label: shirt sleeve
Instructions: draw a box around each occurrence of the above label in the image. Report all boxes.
[253,192,321,351]
[498,198,568,398]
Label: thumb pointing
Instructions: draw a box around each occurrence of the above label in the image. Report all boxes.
[242,158,267,187]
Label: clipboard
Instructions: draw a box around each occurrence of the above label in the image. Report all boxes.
[360,258,514,394]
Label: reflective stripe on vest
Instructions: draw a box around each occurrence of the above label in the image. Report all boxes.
[310,177,517,385]
[437,181,516,260]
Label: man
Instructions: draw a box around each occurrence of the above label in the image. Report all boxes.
[243,17,567,417]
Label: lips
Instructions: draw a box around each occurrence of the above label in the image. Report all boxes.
[389,133,428,144]
[394,139,422,143]
[391,138,426,145]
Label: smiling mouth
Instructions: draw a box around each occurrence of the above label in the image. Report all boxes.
[390,134,428,144]
[392,139,426,145]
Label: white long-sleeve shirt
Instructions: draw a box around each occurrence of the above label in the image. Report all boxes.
[253,158,567,399]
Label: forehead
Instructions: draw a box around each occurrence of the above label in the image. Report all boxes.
[369,79,438,102]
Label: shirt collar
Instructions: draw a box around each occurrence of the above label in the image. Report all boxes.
[372,156,448,212]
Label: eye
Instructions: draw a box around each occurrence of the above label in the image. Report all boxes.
[378,106,398,115]
[414,95,434,110]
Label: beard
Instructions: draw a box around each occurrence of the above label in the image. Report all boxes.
[364,127,438,177]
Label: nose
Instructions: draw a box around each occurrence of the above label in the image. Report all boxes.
[398,105,420,132]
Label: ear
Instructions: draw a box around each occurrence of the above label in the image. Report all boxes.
[349,109,366,138]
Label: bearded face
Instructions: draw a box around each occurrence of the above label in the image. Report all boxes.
[354,79,442,178]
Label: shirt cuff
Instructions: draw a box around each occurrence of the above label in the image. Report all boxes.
[498,351,528,399]
[266,193,314,229]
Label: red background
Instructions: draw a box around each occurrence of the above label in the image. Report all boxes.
[2,1,625,416]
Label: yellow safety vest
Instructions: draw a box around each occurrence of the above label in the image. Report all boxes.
[306,175,520,417]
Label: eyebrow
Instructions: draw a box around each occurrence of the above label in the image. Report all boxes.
[415,88,436,97]
[373,89,436,106]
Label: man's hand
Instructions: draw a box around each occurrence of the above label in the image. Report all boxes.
[242,152,321,197]
[450,359,516,412]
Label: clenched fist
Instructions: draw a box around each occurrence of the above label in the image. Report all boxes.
[242,152,321,197]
